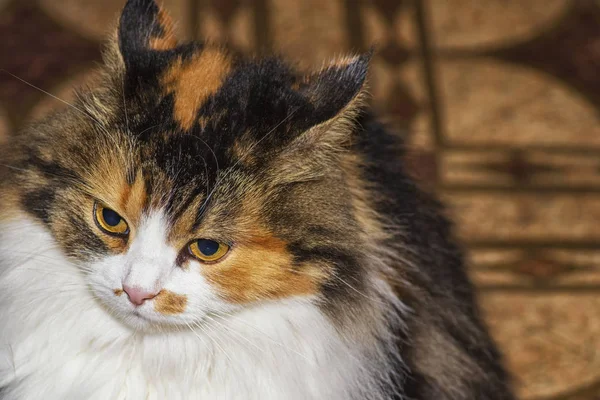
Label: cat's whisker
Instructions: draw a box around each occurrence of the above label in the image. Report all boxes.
[0,164,35,175]
[45,300,97,327]
[188,320,235,366]
[185,321,219,377]
[0,69,101,126]
[189,134,220,218]
[3,269,93,290]
[121,76,130,135]
[197,107,301,217]
[0,70,129,175]
[1,246,61,255]
[184,320,209,346]
[235,106,301,170]
[0,164,81,187]
[137,124,163,137]
[191,320,217,362]
[210,312,312,364]
[12,288,90,311]
[6,252,70,264]
[15,289,93,313]
[199,155,209,204]
[5,256,80,270]
[189,135,219,182]
[202,313,268,358]
[0,254,72,278]
[203,321,243,371]
[332,274,397,307]
[0,70,121,151]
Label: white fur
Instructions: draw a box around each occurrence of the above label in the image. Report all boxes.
[0,214,391,400]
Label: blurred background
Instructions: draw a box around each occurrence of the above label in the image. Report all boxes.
[1,0,599,398]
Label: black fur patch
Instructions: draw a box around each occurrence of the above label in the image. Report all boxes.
[0,2,515,398]
[22,187,56,225]
[62,213,109,259]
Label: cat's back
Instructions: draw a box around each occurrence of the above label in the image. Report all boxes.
[354,114,515,400]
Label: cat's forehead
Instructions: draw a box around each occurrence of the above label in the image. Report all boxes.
[85,147,247,243]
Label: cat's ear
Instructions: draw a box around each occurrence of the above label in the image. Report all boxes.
[284,52,371,157]
[270,54,371,183]
[296,53,371,128]
[118,0,178,63]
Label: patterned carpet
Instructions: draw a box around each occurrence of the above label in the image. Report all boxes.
[1,1,599,398]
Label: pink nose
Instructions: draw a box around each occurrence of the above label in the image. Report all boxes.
[123,285,158,306]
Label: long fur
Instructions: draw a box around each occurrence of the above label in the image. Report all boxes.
[0,1,515,399]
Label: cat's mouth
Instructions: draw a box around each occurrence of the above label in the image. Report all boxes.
[123,303,193,331]
[129,306,162,322]
[129,308,152,322]
[124,308,169,331]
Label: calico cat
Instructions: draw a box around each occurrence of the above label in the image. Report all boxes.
[0,0,515,399]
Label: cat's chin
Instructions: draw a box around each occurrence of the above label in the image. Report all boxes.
[117,310,193,333]
[95,294,197,333]
[123,311,155,330]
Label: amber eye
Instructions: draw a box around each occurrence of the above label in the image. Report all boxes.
[188,239,229,263]
[94,202,129,236]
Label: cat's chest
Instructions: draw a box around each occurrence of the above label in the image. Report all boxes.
[21,343,310,400]
[2,309,347,400]
[0,261,357,400]
[1,303,349,400]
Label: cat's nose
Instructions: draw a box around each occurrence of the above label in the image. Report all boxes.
[123,285,159,306]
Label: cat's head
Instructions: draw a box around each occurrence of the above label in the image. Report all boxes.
[10,0,377,331]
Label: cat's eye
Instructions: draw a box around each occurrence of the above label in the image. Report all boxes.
[188,239,229,263]
[94,202,129,236]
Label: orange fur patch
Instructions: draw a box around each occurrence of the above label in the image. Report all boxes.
[150,36,177,51]
[161,48,232,130]
[149,8,178,51]
[198,116,209,130]
[114,288,124,296]
[120,171,148,227]
[154,290,188,314]
[230,138,257,167]
[166,194,205,249]
[80,146,149,252]
[201,229,323,304]
[230,139,246,160]
[0,188,20,222]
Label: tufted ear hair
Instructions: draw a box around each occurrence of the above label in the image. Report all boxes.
[266,53,372,185]
[118,0,178,68]
[295,52,371,129]
[279,52,372,161]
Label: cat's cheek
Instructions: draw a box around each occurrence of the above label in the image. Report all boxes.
[84,255,130,309]
[168,260,241,320]
[82,254,237,327]
[182,261,239,319]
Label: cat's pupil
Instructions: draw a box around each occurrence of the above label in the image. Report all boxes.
[197,239,219,256]
[102,208,122,227]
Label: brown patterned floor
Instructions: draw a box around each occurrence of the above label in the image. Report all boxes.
[1,1,599,398]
